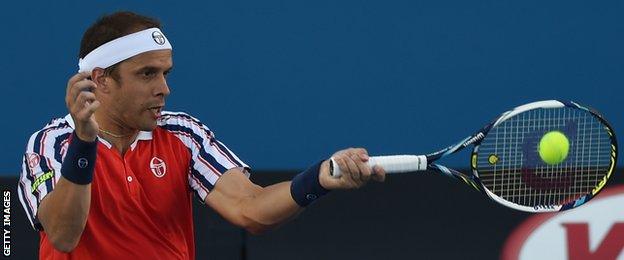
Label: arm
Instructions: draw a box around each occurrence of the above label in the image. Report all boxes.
[205,149,385,235]
[37,72,101,252]
[37,178,91,252]
[204,168,301,235]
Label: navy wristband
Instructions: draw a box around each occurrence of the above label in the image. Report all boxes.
[61,132,98,185]
[290,161,330,207]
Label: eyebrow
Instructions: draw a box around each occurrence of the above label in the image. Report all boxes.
[135,66,173,74]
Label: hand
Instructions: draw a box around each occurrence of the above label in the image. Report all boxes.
[65,72,100,142]
[319,148,386,190]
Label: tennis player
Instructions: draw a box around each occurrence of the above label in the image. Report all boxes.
[18,11,385,259]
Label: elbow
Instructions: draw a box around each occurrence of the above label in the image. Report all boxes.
[239,215,276,235]
[244,223,272,235]
[48,234,81,253]
[45,225,85,253]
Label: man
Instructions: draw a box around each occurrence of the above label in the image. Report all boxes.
[18,11,385,259]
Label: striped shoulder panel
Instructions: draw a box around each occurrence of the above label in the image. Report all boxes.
[18,116,73,230]
[157,111,249,199]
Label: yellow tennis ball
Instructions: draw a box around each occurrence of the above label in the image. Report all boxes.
[538,131,570,165]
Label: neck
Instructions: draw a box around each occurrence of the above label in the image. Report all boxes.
[94,111,139,155]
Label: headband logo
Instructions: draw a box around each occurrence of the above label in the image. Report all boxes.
[152,31,166,45]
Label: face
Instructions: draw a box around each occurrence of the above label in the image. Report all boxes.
[101,49,173,131]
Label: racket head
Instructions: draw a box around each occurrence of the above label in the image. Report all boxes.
[470,100,617,212]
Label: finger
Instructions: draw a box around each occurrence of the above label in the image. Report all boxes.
[352,154,372,182]
[371,165,386,182]
[352,148,369,157]
[334,157,358,187]
[87,100,101,113]
[333,157,347,175]
[75,91,96,108]
[68,79,97,105]
[76,100,100,121]
[332,147,356,157]
[69,82,96,108]
[67,72,91,90]
[344,155,364,187]
[66,72,92,97]
[73,92,97,118]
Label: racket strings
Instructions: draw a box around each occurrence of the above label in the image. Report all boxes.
[476,107,613,208]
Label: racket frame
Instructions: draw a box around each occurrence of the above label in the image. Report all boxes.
[329,100,618,212]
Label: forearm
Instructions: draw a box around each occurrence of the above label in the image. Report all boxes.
[38,177,91,252]
[207,161,335,234]
[37,131,97,252]
[239,181,302,234]
[206,172,303,234]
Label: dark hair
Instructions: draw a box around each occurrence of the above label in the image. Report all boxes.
[79,11,161,81]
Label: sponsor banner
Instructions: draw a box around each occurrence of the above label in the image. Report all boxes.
[502,185,624,260]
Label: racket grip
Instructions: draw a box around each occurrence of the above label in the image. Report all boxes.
[329,155,427,178]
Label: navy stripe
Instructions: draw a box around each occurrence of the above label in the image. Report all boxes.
[162,112,214,137]
[18,182,39,230]
[161,123,228,174]
[189,183,203,203]
[213,140,243,168]
[190,165,215,191]
[44,173,54,198]
[174,142,214,199]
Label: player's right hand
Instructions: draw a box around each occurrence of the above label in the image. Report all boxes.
[65,72,100,142]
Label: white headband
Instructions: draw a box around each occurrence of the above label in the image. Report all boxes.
[78,27,173,73]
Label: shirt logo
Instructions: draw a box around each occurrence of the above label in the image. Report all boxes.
[31,171,54,191]
[150,157,167,178]
[27,153,40,170]
[152,31,166,45]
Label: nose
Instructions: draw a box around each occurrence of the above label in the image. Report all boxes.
[156,75,171,97]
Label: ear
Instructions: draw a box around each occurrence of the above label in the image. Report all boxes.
[91,68,111,93]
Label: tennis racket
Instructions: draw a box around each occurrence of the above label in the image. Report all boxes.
[329,100,618,212]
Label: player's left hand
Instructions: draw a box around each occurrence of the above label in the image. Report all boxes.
[319,148,386,190]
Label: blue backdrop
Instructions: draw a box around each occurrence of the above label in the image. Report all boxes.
[2,0,622,175]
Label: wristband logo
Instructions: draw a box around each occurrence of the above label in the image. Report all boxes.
[150,157,167,178]
[152,31,166,45]
[78,158,88,168]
